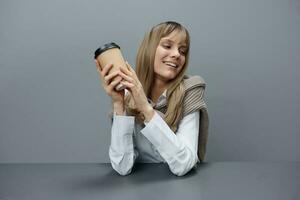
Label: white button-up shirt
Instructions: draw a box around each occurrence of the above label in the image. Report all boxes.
[109,90,200,176]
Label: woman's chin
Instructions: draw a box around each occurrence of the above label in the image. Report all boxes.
[162,74,178,82]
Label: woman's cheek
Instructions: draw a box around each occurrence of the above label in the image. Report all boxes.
[180,57,185,68]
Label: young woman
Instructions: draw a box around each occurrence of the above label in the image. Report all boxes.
[95,21,209,176]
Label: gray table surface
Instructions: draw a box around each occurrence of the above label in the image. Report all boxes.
[0,162,299,200]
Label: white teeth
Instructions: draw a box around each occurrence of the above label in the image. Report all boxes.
[163,61,177,68]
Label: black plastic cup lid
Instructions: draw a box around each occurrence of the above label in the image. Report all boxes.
[94,42,120,59]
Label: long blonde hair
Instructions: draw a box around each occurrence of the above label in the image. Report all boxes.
[125,21,190,132]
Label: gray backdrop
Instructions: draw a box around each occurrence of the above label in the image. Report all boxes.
[1,0,299,163]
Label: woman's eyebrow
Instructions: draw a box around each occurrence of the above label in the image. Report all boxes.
[161,39,187,47]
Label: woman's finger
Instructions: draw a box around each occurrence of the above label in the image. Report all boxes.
[104,70,120,83]
[125,61,131,69]
[118,70,134,83]
[107,76,123,91]
[120,64,133,76]
[101,63,113,77]
[95,59,100,68]
[120,80,134,88]
[125,61,139,79]
[125,61,136,73]
[95,60,101,73]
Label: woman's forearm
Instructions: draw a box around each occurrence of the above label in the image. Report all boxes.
[109,113,136,175]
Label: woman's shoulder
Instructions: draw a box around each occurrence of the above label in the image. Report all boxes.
[181,75,208,116]
[182,75,206,91]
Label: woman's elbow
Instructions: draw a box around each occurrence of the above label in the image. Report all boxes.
[169,154,198,176]
[171,168,189,176]
[170,163,195,176]
[111,163,133,176]
[109,150,135,176]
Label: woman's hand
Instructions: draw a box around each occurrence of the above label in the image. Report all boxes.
[118,62,155,122]
[95,60,125,112]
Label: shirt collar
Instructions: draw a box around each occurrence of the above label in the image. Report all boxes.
[148,89,167,108]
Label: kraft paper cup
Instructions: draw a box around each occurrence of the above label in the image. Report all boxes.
[94,42,127,91]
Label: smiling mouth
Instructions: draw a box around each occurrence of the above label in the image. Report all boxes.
[163,61,178,68]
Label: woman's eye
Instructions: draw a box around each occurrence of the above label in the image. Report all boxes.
[162,45,171,49]
[179,49,186,55]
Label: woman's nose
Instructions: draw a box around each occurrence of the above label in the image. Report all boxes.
[170,48,180,58]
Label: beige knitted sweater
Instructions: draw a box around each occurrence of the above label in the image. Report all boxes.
[154,75,209,163]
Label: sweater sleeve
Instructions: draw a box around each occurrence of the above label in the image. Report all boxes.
[141,111,200,176]
[109,114,139,176]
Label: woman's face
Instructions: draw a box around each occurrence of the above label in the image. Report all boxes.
[153,30,187,83]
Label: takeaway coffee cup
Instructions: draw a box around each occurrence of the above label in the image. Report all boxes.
[94,42,127,91]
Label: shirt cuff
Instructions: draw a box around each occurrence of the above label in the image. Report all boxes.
[112,114,135,134]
